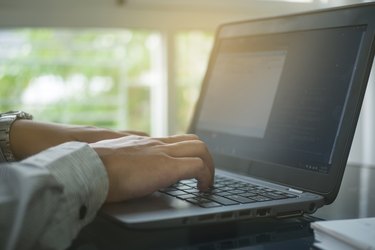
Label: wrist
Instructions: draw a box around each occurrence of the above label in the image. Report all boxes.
[10,120,73,160]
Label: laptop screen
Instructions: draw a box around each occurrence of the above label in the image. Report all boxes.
[195,25,366,174]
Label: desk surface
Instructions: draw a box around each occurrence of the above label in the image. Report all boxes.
[70,164,375,250]
[71,216,317,250]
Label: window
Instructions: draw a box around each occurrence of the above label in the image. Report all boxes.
[0,29,213,135]
[175,31,213,133]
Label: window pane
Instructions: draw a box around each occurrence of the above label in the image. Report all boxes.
[0,29,160,134]
[175,31,214,133]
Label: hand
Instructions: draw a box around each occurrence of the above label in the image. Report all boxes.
[10,120,147,160]
[90,134,215,202]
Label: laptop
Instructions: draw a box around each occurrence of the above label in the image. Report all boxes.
[101,3,375,228]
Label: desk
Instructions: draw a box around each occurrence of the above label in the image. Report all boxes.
[70,164,374,250]
[70,216,317,249]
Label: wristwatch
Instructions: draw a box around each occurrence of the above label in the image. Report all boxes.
[0,111,33,162]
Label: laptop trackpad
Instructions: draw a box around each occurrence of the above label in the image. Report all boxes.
[101,192,193,218]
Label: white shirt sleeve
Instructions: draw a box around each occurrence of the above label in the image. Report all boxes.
[0,141,109,250]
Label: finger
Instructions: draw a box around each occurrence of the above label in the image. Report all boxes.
[162,140,214,173]
[161,140,215,188]
[156,134,199,144]
[172,157,212,190]
[118,130,149,136]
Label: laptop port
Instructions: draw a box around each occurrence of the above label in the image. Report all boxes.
[198,214,215,222]
[238,210,252,218]
[256,208,270,217]
[220,212,233,220]
[276,210,303,219]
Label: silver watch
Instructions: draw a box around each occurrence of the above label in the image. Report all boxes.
[0,111,33,162]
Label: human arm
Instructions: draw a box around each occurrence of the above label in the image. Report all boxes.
[1,134,214,249]
[9,119,147,160]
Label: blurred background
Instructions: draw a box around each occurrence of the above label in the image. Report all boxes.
[0,0,373,168]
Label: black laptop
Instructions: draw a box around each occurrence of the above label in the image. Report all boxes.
[101,3,375,228]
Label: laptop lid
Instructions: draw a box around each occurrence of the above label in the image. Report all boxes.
[189,3,375,204]
[100,3,375,229]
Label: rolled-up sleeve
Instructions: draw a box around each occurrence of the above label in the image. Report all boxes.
[0,142,108,250]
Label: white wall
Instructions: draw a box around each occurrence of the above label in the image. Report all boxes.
[348,60,375,166]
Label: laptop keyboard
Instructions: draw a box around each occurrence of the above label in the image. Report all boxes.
[159,176,298,208]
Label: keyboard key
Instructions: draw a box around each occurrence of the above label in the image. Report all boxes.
[180,179,196,185]
[226,195,255,204]
[219,186,236,192]
[228,189,247,195]
[200,202,222,208]
[160,187,178,192]
[261,192,287,200]
[213,191,232,197]
[206,195,239,206]
[176,185,194,190]
[186,197,211,205]
[250,195,272,202]
[165,190,188,196]
[183,188,201,194]
[161,177,298,209]
[238,187,257,192]
[185,198,200,205]
[177,193,197,200]
[213,184,226,188]
[242,191,258,197]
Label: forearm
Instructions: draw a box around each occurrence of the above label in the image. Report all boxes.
[9,120,76,160]
[9,120,135,160]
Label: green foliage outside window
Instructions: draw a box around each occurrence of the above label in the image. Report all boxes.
[0,29,155,132]
[0,29,213,135]
[175,31,213,133]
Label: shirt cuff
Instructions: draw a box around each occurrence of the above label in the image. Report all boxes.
[21,141,109,238]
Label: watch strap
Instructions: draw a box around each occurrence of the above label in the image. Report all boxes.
[0,111,33,162]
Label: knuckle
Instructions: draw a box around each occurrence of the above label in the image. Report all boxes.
[149,139,164,146]
[186,134,199,140]
[194,140,207,151]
